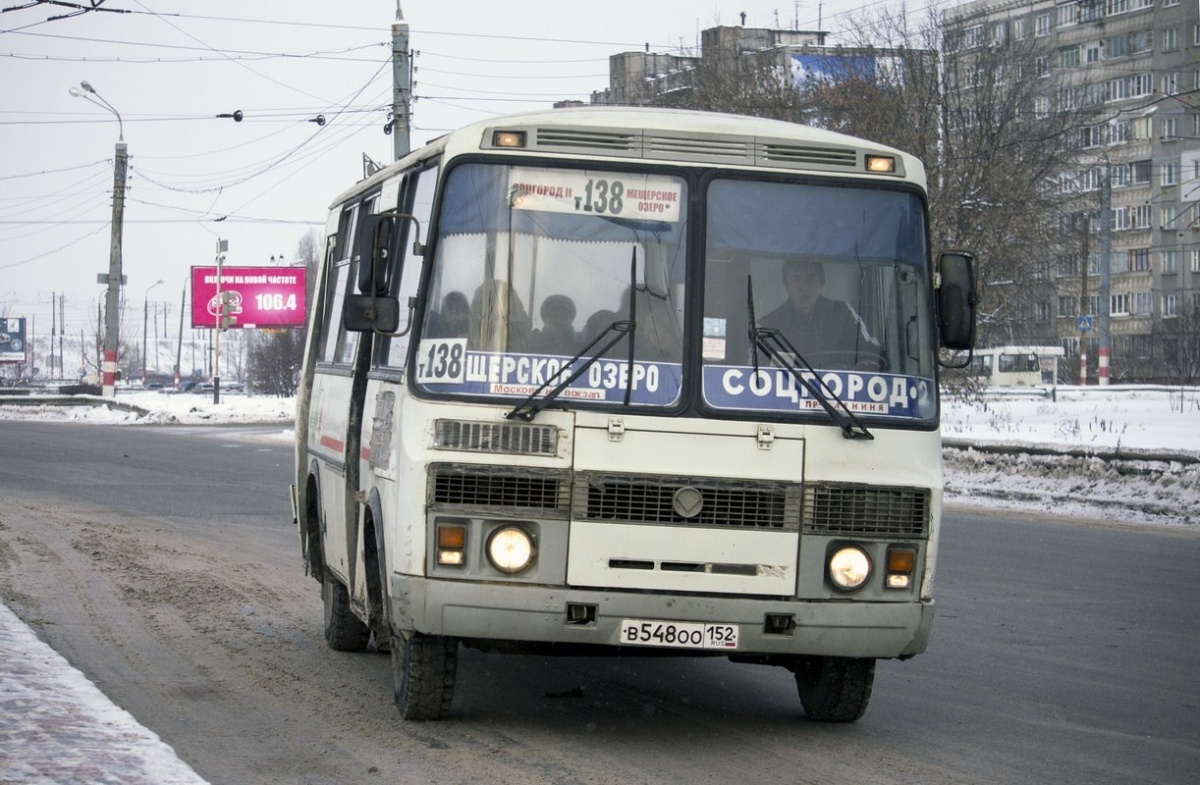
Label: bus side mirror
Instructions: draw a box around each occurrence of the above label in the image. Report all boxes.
[343,294,400,334]
[936,251,977,351]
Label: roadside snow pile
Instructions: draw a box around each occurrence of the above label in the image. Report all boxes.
[943,447,1197,527]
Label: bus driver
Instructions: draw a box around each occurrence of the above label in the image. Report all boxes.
[758,259,881,369]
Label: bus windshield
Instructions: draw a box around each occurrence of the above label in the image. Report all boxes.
[415,162,688,409]
[701,178,937,423]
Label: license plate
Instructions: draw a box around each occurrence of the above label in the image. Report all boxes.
[619,619,739,650]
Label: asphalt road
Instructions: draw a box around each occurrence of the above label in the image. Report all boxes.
[0,421,1197,785]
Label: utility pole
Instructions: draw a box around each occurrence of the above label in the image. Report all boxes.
[391,2,412,160]
[70,80,130,398]
[1098,162,1112,385]
[1080,215,1089,385]
[175,278,186,390]
[213,239,228,404]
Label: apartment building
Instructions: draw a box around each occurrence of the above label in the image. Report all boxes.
[947,0,1200,382]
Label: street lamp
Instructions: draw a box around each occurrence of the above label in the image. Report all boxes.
[142,279,163,384]
[70,80,127,397]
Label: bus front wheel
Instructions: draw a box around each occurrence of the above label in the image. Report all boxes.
[791,656,875,722]
[390,632,458,720]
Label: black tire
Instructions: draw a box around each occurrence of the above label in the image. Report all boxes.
[793,656,875,722]
[322,577,371,652]
[390,632,458,721]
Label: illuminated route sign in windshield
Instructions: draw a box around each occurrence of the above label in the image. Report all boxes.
[190,266,307,329]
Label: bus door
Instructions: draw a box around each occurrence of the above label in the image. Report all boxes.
[357,165,439,590]
[308,194,376,597]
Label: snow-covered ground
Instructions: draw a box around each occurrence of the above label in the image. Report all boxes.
[1,384,1197,528]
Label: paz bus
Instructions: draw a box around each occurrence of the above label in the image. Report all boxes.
[970,345,1065,387]
[291,107,977,722]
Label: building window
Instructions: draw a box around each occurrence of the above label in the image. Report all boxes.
[1036,13,1051,37]
[1130,160,1152,184]
[991,22,1008,46]
[1161,205,1181,229]
[1108,34,1128,57]
[1165,0,1180,7]
[1130,204,1152,229]
[1161,116,1179,140]
[1163,27,1180,53]
[1111,293,1130,315]
[1058,4,1079,26]
[1162,74,1180,96]
[1036,56,1050,78]
[1131,73,1153,97]
[1192,249,1200,272]
[964,24,984,49]
[1058,296,1077,317]
[1129,248,1151,271]
[1085,41,1103,63]
[1162,249,1181,273]
[1132,291,1152,315]
[1107,0,1131,15]
[1163,294,1179,318]
[1113,207,1131,231]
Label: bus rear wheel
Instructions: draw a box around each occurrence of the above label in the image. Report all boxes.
[390,632,458,720]
[791,656,875,722]
[321,577,370,652]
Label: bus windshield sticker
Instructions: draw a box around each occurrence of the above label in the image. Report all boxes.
[419,349,682,407]
[509,167,682,223]
[703,365,934,420]
[416,339,468,385]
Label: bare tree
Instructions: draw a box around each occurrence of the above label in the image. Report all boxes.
[1155,301,1200,386]
[246,229,322,396]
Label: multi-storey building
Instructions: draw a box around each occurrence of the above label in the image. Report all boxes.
[947,0,1200,382]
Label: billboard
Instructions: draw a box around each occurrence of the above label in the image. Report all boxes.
[191,266,307,329]
[0,317,27,364]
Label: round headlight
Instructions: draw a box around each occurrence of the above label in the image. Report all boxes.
[486,526,535,574]
[828,546,871,590]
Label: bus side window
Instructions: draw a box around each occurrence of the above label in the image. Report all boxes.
[319,206,358,363]
[328,197,380,364]
[384,164,439,369]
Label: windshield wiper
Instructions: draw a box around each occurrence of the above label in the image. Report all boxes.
[746,275,873,441]
[505,319,635,422]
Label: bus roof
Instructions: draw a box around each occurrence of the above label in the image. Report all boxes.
[333,106,926,208]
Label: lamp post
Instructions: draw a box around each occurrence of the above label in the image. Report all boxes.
[142,279,163,384]
[70,80,127,398]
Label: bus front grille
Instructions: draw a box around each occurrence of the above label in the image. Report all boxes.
[574,473,799,531]
[429,464,569,516]
[802,483,930,538]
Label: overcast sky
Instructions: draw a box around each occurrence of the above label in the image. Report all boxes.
[1,0,928,340]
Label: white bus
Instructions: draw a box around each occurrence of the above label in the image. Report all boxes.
[291,107,976,722]
[970,345,1065,386]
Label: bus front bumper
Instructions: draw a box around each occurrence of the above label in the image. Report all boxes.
[387,577,933,659]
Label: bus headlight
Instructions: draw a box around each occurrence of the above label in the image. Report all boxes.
[486,525,535,574]
[828,545,872,590]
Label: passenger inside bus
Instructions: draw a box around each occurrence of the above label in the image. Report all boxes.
[425,291,470,338]
[528,294,584,356]
[758,259,881,370]
[469,280,530,352]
